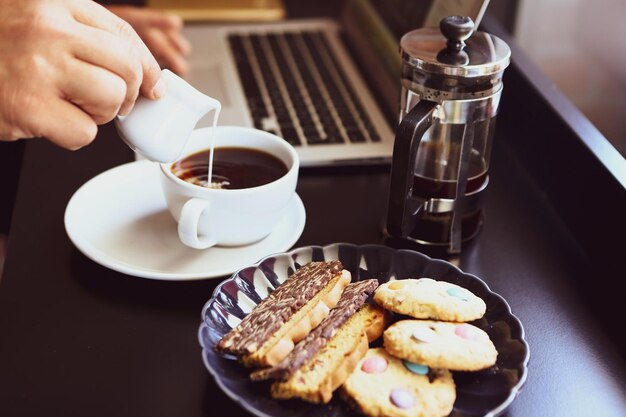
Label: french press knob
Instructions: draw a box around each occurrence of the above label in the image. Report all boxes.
[386,16,511,254]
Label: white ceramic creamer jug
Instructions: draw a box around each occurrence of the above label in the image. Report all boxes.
[115,69,221,163]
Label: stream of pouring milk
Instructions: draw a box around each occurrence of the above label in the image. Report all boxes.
[206,107,221,188]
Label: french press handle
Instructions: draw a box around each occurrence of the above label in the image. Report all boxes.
[386,100,438,238]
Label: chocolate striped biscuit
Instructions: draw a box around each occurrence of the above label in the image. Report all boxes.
[253,280,389,404]
[215,261,351,367]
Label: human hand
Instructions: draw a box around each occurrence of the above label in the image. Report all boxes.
[105,6,191,76]
[0,0,163,149]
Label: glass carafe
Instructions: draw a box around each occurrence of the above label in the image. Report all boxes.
[386,16,510,254]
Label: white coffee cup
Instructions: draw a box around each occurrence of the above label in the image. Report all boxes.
[115,69,221,163]
[159,126,300,249]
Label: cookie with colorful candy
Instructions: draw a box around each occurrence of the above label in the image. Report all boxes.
[341,348,456,417]
[373,278,486,322]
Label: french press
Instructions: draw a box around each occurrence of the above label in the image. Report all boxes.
[386,16,511,254]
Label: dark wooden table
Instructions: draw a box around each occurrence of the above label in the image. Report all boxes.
[1,3,625,417]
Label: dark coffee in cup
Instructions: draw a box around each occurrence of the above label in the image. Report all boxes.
[171,147,288,189]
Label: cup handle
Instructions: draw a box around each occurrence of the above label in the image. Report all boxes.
[386,100,439,238]
[178,198,217,249]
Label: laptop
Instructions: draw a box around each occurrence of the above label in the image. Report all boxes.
[181,0,489,167]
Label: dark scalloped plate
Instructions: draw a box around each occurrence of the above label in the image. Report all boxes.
[199,243,529,417]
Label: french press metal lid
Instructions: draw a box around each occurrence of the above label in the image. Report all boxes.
[401,16,510,77]
[399,15,511,110]
[387,16,511,254]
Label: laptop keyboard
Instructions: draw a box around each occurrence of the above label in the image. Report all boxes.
[228,31,381,146]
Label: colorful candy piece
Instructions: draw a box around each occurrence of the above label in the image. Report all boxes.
[446,286,469,301]
[389,281,404,290]
[411,326,437,343]
[361,356,388,374]
[390,387,416,409]
[402,360,429,375]
[455,323,482,342]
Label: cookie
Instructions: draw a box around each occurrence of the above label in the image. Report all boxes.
[341,348,456,417]
[374,278,486,322]
[267,301,389,404]
[383,320,497,371]
[215,261,351,367]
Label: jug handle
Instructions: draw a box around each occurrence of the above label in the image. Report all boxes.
[386,100,438,237]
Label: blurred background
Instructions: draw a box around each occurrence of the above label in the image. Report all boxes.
[513,0,626,158]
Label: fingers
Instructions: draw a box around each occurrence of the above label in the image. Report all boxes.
[103,5,191,74]
[165,27,192,57]
[30,96,98,150]
[143,28,190,76]
[59,60,127,125]
[71,0,163,101]
[71,24,142,115]
[7,59,121,150]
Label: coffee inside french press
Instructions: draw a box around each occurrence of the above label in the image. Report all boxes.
[385,16,511,254]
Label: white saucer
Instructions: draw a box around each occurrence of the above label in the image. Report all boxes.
[64,160,306,281]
